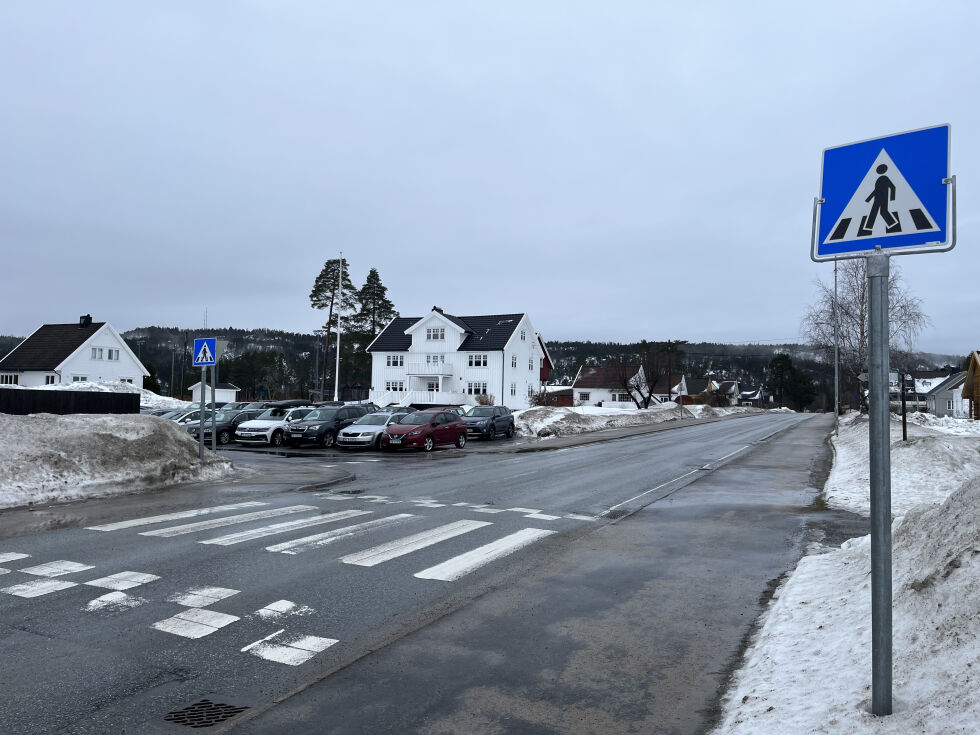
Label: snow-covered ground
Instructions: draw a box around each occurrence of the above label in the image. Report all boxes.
[0,413,232,509]
[713,412,980,735]
[513,403,770,438]
[1,380,191,410]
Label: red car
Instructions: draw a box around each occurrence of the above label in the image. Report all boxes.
[381,409,468,451]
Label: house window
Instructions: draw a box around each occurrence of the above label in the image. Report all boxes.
[425,354,445,365]
[72,376,88,382]
[613,392,631,402]
[511,355,517,368]
[528,385,534,396]
[467,382,488,395]
[107,349,120,361]
[426,328,445,341]
[91,347,103,360]
[386,381,405,391]
[426,381,438,392]
[510,383,516,396]
[0,374,18,385]
[468,354,488,367]
[528,358,533,370]
[520,330,526,341]
[386,355,404,367]
[947,400,954,410]
[578,392,590,401]
[45,375,56,385]
[120,378,133,384]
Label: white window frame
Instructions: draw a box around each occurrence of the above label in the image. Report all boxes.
[578,392,590,401]
[91,347,104,360]
[0,374,18,385]
[468,354,488,367]
[520,329,526,341]
[947,399,954,411]
[426,328,445,341]
[45,375,56,385]
[467,382,488,395]
[107,349,120,361]
[510,383,516,396]
[528,358,533,371]
[511,355,517,368]
[386,380,405,392]
[386,354,404,367]
[72,376,88,382]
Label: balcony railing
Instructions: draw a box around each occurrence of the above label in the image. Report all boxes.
[404,361,453,377]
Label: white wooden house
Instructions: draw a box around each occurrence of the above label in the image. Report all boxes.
[188,382,241,405]
[0,315,149,388]
[366,307,547,409]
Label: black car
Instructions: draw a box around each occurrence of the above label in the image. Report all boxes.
[462,405,515,440]
[187,409,265,445]
[286,405,370,448]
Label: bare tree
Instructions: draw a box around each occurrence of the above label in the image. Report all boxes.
[801,259,928,409]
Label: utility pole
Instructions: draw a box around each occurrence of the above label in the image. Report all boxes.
[333,251,344,402]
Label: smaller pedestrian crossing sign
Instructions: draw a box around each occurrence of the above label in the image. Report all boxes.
[193,338,217,366]
[813,124,952,261]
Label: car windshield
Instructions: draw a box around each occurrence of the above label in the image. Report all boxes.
[355,414,390,425]
[213,412,232,422]
[465,407,494,417]
[256,408,288,420]
[302,409,337,420]
[396,413,431,425]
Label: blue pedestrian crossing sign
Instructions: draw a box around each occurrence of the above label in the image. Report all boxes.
[812,124,953,261]
[193,338,217,366]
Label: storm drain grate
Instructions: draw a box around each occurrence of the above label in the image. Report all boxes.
[338,488,363,495]
[164,699,249,728]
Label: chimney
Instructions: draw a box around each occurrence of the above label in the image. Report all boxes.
[432,306,443,314]
[79,314,93,328]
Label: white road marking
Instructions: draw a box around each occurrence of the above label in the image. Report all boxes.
[254,600,313,620]
[168,586,240,607]
[563,513,597,521]
[84,571,160,590]
[414,528,556,582]
[140,505,318,537]
[20,560,95,577]
[152,608,240,639]
[319,494,353,500]
[85,591,146,612]
[344,461,364,464]
[266,514,418,555]
[472,507,506,514]
[85,502,268,531]
[505,508,541,514]
[2,579,78,597]
[199,510,372,546]
[243,633,338,665]
[241,628,285,652]
[341,520,493,567]
[600,469,702,516]
[0,553,30,564]
[0,569,7,576]
[525,513,561,520]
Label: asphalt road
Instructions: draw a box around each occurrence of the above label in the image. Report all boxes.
[0,412,858,734]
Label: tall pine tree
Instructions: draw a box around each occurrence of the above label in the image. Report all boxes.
[353,268,398,337]
[309,258,359,395]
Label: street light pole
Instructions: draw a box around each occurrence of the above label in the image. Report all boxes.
[333,251,343,402]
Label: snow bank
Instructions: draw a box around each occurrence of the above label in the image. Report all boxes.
[825,413,980,517]
[513,403,685,438]
[685,405,769,419]
[0,413,232,509]
[714,412,980,734]
[0,380,191,410]
[714,478,980,735]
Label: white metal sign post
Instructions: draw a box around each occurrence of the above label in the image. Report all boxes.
[811,124,954,716]
[193,338,217,460]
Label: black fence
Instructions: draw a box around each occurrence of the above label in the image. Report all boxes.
[0,389,140,416]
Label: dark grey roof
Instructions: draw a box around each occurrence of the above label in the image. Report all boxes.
[925,371,967,396]
[367,312,525,352]
[0,322,106,371]
[686,377,711,394]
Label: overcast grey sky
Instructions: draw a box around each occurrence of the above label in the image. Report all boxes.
[2,2,977,353]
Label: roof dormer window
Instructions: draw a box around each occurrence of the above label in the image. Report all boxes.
[426,328,445,341]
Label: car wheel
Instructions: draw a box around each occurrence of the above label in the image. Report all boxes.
[456,433,466,449]
[321,431,336,448]
[270,430,284,447]
[423,436,435,452]
[218,430,231,445]
[487,426,496,441]
[374,434,383,450]
[506,423,514,439]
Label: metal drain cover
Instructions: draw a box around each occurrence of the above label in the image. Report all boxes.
[164,699,249,728]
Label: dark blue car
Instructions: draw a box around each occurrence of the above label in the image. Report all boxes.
[462,405,515,440]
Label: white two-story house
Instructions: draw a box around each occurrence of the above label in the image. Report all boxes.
[0,315,149,388]
[366,307,547,409]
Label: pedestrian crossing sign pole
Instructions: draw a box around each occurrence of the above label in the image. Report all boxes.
[809,124,955,718]
[193,339,217,460]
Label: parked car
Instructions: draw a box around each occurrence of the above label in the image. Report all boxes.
[169,408,215,425]
[187,408,264,445]
[220,402,251,411]
[383,405,417,416]
[381,409,467,452]
[434,406,466,417]
[235,406,314,447]
[462,405,515,440]
[286,405,370,448]
[350,401,381,413]
[337,411,402,450]
[242,401,278,410]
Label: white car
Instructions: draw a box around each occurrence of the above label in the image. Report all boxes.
[337,412,401,450]
[235,406,313,447]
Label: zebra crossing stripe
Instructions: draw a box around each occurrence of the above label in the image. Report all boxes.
[243,631,338,666]
[340,520,493,567]
[20,560,95,577]
[199,510,372,546]
[2,579,78,598]
[85,571,160,590]
[140,506,318,538]
[168,586,239,607]
[265,514,418,555]
[414,528,556,582]
[152,608,239,639]
[0,553,30,564]
[86,502,268,531]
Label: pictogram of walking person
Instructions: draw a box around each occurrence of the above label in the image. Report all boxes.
[858,163,902,235]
